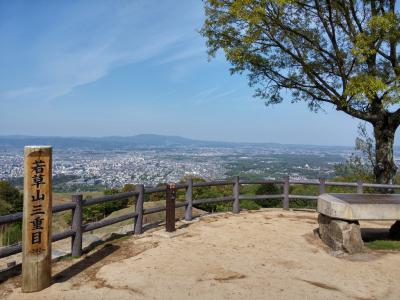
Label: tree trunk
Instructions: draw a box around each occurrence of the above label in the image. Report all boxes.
[373,119,398,184]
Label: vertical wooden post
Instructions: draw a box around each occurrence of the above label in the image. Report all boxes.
[319,177,326,195]
[22,146,52,292]
[134,184,144,235]
[357,180,364,194]
[165,183,176,232]
[71,194,83,257]
[283,176,290,210]
[184,178,193,221]
[232,176,240,214]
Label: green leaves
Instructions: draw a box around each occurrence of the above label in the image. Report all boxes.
[201,0,400,114]
[352,12,400,62]
[345,74,387,101]
[368,12,399,40]
[0,181,22,215]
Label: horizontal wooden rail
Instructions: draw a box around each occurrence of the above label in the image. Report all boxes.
[0,229,75,259]
[0,212,22,225]
[0,243,21,258]
[192,180,232,187]
[2,176,400,261]
[52,229,75,242]
[82,212,137,232]
[144,186,167,194]
[53,202,77,213]
[192,196,234,205]
[239,194,283,200]
[144,183,188,194]
[143,206,166,215]
[288,195,319,200]
[143,202,186,215]
[362,183,400,189]
[0,202,76,225]
[84,191,138,206]
[239,179,285,185]
[175,183,188,189]
[288,180,320,185]
[324,181,358,187]
[83,212,138,232]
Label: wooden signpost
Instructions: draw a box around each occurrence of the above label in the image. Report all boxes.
[22,146,52,292]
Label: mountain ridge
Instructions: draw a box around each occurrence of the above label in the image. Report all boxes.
[0,134,353,149]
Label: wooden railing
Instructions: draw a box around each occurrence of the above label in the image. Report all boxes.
[1,176,399,260]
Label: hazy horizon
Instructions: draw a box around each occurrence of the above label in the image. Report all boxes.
[0,133,368,148]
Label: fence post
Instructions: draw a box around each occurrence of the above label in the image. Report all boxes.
[134,184,144,235]
[283,176,290,210]
[232,176,240,214]
[357,180,364,194]
[71,194,83,257]
[166,183,176,232]
[319,177,326,195]
[185,178,193,221]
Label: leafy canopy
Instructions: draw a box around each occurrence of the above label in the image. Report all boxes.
[201,0,400,121]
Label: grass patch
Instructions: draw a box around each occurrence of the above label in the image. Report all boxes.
[365,240,400,250]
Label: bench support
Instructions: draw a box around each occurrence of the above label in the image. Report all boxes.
[318,214,364,254]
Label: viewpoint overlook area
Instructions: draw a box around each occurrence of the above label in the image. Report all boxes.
[1,168,400,299]
[2,0,400,299]
[1,209,400,300]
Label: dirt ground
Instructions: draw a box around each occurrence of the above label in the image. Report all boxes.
[1,209,400,300]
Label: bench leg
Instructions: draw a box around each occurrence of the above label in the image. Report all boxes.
[318,214,364,254]
[389,221,400,239]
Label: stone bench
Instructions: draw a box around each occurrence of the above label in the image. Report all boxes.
[317,193,400,254]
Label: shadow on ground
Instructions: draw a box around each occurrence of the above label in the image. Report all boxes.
[53,244,119,283]
[361,228,400,242]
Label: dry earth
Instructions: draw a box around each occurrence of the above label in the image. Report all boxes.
[1,209,400,300]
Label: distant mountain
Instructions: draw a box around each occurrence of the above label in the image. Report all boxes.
[0,134,225,150]
[0,134,354,150]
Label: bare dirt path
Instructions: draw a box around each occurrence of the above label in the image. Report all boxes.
[1,209,400,299]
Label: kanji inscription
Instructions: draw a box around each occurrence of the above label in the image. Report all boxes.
[22,146,52,292]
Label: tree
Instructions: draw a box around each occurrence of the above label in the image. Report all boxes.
[201,0,400,184]
[355,122,376,169]
[122,183,137,205]
[179,175,233,212]
[0,181,23,246]
[255,182,282,207]
[334,122,376,181]
[0,181,22,215]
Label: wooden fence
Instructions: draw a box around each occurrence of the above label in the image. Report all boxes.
[1,176,399,260]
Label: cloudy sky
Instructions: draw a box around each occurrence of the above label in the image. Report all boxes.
[0,0,374,146]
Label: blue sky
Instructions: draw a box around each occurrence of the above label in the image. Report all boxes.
[0,0,376,146]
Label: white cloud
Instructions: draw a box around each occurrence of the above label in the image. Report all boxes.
[192,87,237,104]
[0,1,205,102]
[158,45,206,65]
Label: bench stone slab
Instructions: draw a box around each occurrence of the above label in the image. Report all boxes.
[318,193,400,221]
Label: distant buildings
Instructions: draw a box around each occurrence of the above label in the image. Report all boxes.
[0,145,353,188]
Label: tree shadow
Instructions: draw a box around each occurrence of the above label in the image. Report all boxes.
[361,228,393,242]
[53,243,119,283]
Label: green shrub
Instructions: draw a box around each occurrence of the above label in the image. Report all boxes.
[0,222,22,246]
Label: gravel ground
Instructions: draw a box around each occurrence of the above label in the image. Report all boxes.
[1,209,400,300]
